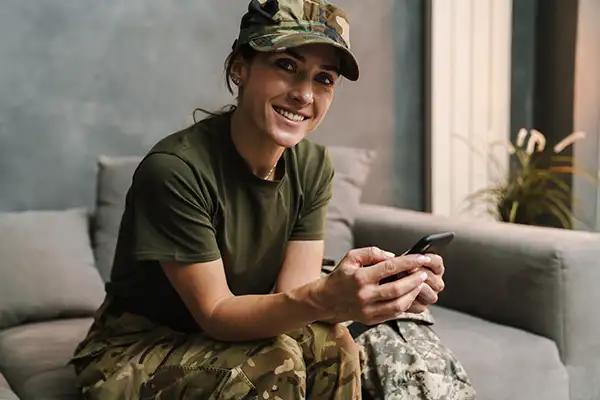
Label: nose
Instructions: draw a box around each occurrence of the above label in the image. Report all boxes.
[289,77,314,106]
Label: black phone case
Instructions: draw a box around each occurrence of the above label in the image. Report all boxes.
[379,231,454,284]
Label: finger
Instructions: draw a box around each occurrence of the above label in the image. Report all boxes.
[426,273,445,293]
[362,254,432,284]
[374,286,421,322]
[423,253,445,276]
[406,300,428,314]
[372,270,429,301]
[343,246,395,268]
[363,282,424,324]
[412,267,445,293]
[416,283,438,305]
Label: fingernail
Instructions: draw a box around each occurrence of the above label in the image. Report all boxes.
[419,272,428,281]
[384,251,395,258]
[418,283,425,289]
[416,255,431,264]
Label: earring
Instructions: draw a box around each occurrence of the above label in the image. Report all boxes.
[232,76,241,86]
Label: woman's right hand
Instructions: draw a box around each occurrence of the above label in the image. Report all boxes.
[317,247,431,325]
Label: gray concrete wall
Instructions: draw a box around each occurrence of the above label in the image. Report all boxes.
[0,0,424,212]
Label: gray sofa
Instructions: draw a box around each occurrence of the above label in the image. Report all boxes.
[0,150,599,400]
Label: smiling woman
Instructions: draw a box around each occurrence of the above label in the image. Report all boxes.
[67,1,468,399]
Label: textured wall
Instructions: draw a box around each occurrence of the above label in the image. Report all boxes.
[0,0,423,211]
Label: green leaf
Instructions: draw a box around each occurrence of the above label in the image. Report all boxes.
[547,194,574,217]
[545,189,572,202]
[550,166,598,185]
[543,200,573,229]
[509,201,519,223]
[550,155,576,163]
[534,171,572,193]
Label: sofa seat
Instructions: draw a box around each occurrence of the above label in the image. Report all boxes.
[0,318,93,400]
[430,305,569,400]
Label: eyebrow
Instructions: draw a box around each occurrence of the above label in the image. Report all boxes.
[283,49,340,75]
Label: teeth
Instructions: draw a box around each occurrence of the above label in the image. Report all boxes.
[274,106,305,122]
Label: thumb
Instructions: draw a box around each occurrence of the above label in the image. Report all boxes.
[343,246,396,267]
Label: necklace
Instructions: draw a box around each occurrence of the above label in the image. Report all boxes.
[262,150,284,180]
[263,162,277,180]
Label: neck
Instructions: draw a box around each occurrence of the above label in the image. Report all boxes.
[230,107,284,180]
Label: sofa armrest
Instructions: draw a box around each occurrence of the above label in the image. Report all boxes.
[353,204,600,397]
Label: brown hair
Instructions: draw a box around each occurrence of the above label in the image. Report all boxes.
[193,44,257,122]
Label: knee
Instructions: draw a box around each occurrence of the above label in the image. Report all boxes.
[270,333,306,374]
[243,334,306,383]
[312,323,361,359]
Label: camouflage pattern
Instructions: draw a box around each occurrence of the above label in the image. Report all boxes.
[355,312,477,400]
[234,0,360,81]
[70,299,362,399]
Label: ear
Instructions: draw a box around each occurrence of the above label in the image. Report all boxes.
[230,54,251,86]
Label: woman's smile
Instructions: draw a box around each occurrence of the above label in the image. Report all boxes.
[272,105,310,123]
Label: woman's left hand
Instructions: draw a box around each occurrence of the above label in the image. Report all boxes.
[406,254,445,314]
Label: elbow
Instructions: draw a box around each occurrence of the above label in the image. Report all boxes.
[194,295,235,341]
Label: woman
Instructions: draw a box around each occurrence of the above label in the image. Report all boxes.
[70,1,449,398]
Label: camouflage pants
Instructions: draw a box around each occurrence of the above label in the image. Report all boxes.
[70,308,361,399]
[356,310,476,400]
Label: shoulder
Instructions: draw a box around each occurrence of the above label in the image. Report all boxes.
[132,114,230,202]
[150,114,225,163]
[140,113,229,180]
[132,153,199,200]
[288,139,334,195]
[289,139,334,180]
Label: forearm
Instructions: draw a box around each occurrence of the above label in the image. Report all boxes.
[206,278,331,341]
[275,267,337,324]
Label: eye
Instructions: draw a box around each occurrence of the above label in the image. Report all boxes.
[315,72,335,86]
[275,58,296,72]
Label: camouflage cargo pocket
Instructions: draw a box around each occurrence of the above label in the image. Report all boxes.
[70,331,141,383]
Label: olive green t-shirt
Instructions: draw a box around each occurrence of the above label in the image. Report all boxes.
[105,112,334,332]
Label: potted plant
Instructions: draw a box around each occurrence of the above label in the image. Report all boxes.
[460,129,597,229]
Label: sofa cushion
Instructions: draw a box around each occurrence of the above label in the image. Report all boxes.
[93,147,375,280]
[324,146,376,262]
[0,374,9,390]
[93,156,142,281]
[0,388,19,400]
[430,305,569,400]
[0,208,105,331]
[0,317,93,400]
[21,368,80,400]
[0,373,19,400]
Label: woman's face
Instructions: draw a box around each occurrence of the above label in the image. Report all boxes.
[235,43,341,148]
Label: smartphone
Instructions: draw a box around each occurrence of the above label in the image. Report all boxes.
[380,231,455,284]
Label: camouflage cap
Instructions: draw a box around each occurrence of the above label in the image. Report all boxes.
[233,0,360,81]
